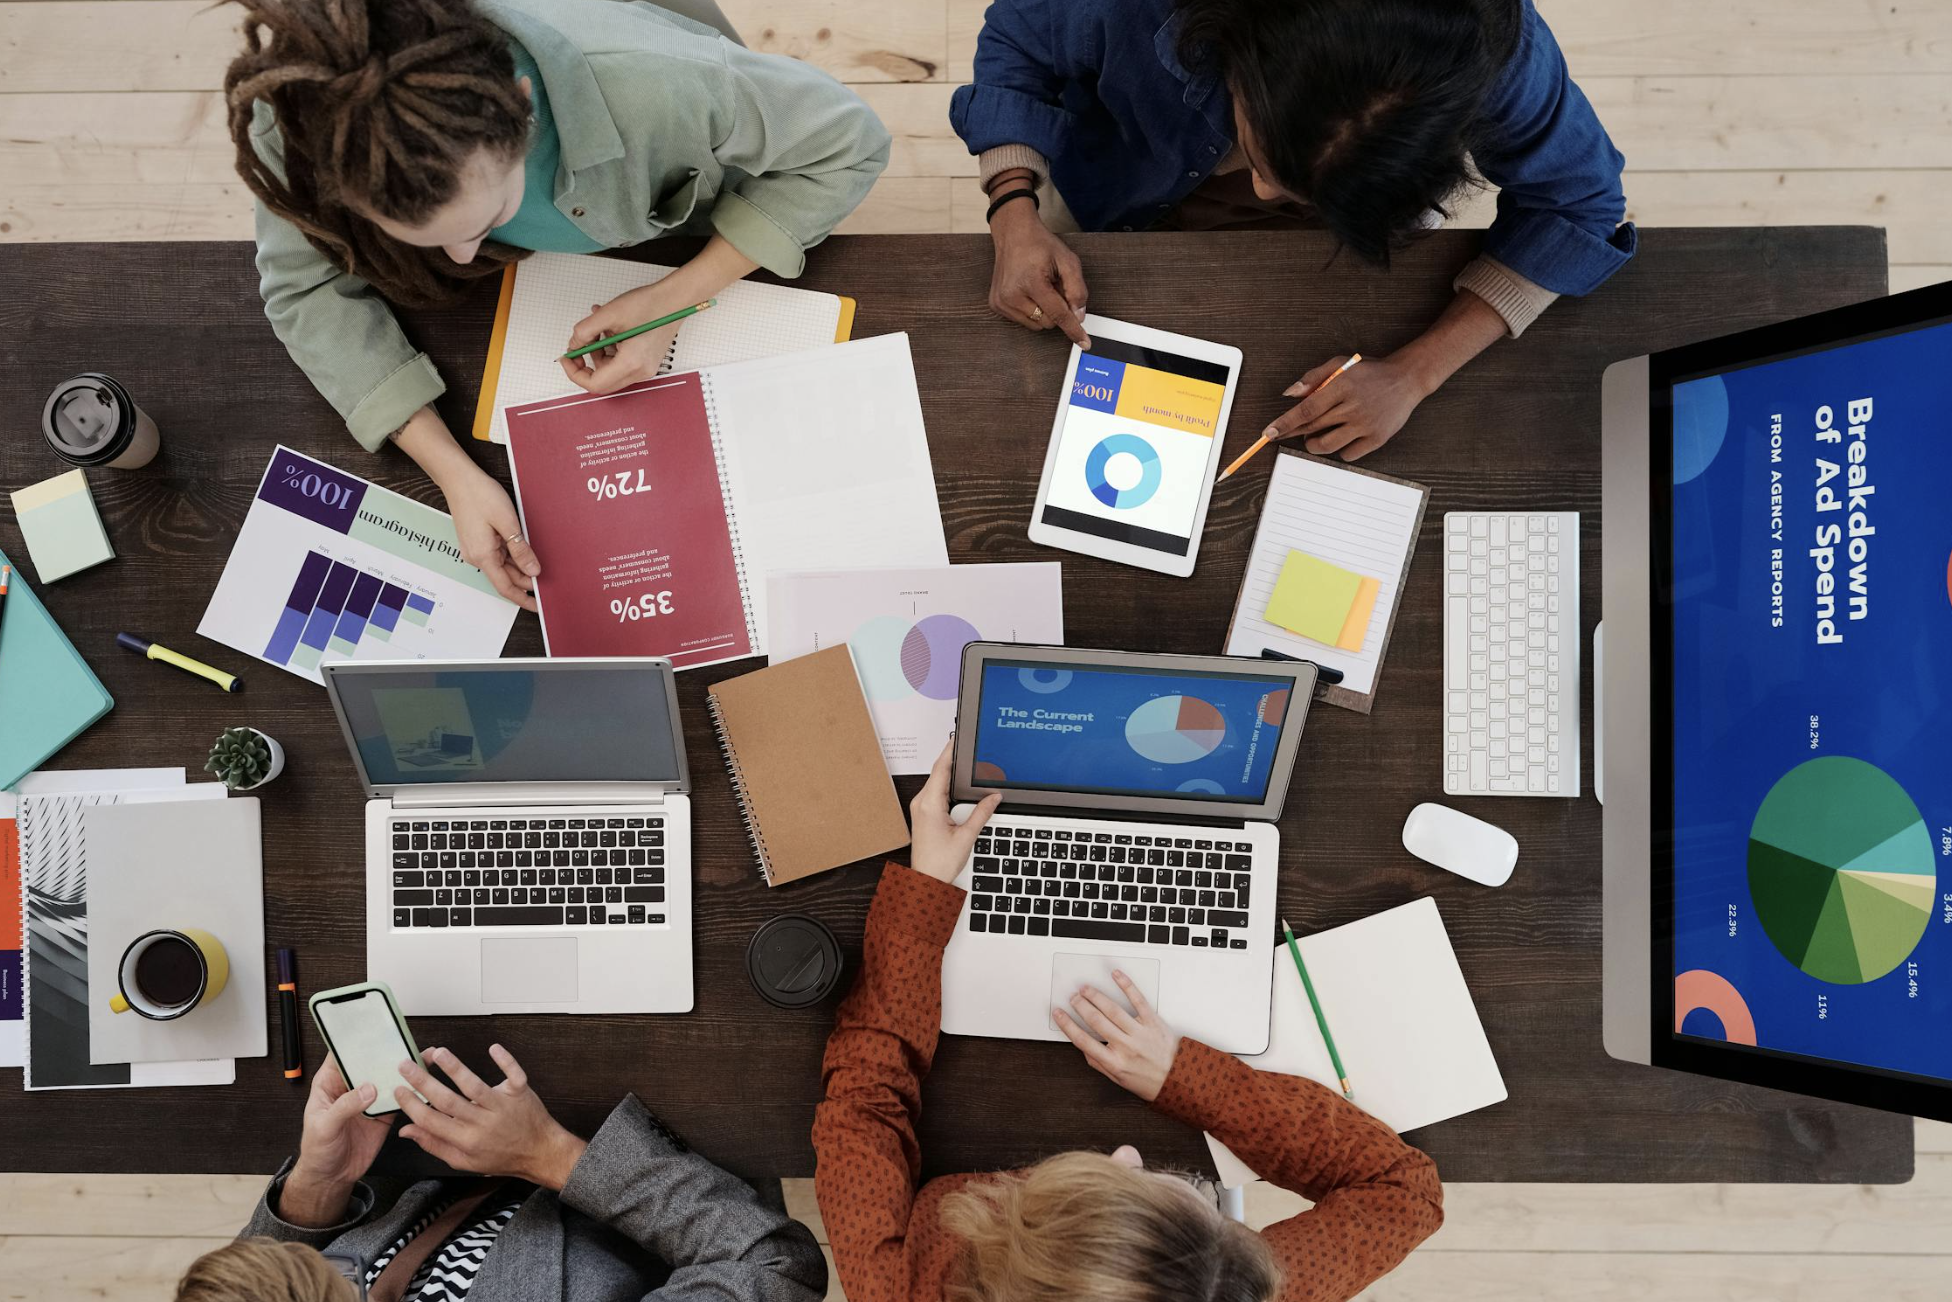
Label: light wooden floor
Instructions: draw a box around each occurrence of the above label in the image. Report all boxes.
[3,1,1949,1298]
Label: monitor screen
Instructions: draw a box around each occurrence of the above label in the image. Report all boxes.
[1666,311,1952,1088]
[1038,337,1231,557]
[332,664,681,786]
[968,658,1295,802]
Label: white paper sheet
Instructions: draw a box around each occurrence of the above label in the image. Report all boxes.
[87,799,265,1066]
[767,564,1065,773]
[1207,898,1506,1186]
[483,253,847,443]
[1224,454,1424,696]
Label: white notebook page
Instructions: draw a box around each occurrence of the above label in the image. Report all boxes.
[1223,454,1424,696]
[483,252,845,442]
[1207,897,1507,1186]
[706,335,949,651]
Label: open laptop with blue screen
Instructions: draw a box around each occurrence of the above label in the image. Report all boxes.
[323,658,691,1017]
[946,644,1317,1052]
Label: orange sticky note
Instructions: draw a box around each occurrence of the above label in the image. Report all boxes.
[1335,576,1381,651]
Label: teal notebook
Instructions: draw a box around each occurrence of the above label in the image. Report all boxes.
[0,545,113,789]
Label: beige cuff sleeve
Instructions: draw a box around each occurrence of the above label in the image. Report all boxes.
[1452,256,1561,338]
[978,144,1051,193]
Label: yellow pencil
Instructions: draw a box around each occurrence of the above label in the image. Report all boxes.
[1217,354,1363,481]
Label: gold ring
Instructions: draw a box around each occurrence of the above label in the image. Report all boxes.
[504,531,525,545]
[1027,304,1043,320]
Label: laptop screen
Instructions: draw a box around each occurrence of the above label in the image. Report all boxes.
[968,658,1296,803]
[330,664,682,787]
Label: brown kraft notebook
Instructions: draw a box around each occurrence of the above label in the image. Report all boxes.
[707,644,911,885]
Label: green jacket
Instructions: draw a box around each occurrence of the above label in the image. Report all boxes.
[249,0,891,451]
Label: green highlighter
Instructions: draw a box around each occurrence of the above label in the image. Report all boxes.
[1281,917,1353,1101]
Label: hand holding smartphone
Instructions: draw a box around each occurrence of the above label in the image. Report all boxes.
[309,981,427,1117]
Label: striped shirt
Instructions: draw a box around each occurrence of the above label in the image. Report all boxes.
[366,1195,527,1300]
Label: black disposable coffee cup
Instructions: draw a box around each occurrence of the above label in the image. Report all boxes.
[42,373,162,469]
[746,915,843,1009]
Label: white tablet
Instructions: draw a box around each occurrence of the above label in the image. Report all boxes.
[1026,315,1243,577]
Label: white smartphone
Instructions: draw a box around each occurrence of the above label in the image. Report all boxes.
[1026,314,1244,578]
[309,980,427,1117]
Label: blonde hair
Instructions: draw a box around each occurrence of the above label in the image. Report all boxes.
[174,1237,353,1302]
[940,1151,1281,1302]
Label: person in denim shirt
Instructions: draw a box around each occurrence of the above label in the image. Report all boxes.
[951,0,1634,462]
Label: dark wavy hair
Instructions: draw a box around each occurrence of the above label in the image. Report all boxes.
[224,0,533,306]
[1178,0,1523,265]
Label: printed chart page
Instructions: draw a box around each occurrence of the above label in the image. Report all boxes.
[198,448,519,686]
[767,563,1064,773]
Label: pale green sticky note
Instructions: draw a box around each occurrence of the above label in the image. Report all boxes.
[10,468,114,582]
[1264,549,1363,643]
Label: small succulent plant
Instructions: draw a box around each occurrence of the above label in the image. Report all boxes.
[206,727,276,790]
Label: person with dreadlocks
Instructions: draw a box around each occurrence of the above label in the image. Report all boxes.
[228,0,890,608]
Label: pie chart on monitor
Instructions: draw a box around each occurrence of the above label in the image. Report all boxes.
[1126,695,1226,765]
[1747,755,1935,985]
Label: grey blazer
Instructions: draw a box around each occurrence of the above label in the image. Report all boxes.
[240,1096,826,1302]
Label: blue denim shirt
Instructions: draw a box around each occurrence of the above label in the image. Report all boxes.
[949,0,1634,295]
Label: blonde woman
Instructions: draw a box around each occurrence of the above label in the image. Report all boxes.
[813,747,1444,1302]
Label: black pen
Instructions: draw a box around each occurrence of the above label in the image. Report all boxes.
[278,948,303,1081]
[1259,647,1345,685]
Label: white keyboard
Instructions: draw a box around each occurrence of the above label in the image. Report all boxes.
[1442,512,1580,798]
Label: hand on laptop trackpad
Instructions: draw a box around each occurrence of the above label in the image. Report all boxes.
[1048,953,1162,1036]
[480,938,579,1004]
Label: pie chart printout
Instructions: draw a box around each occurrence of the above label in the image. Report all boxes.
[1125,695,1227,765]
[1746,756,1936,986]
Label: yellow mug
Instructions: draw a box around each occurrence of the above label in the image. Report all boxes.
[109,928,229,1019]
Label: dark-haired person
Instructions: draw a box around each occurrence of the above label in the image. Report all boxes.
[950,0,1632,462]
[812,745,1443,1302]
[173,1043,826,1302]
[227,0,890,608]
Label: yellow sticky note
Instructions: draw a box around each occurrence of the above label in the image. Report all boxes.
[1264,550,1363,643]
[1336,576,1381,651]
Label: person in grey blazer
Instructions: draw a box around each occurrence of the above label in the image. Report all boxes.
[172,1043,824,1302]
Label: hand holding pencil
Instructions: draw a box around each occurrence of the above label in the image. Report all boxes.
[559,289,717,397]
[1219,354,1362,481]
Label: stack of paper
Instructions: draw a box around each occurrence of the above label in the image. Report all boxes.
[13,769,237,1089]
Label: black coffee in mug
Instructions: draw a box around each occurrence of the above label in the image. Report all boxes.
[133,935,204,1006]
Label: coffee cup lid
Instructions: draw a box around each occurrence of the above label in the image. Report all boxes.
[746,915,843,1009]
[43,374,134,462]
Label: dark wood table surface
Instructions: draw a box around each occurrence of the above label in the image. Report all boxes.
[0,229,1911,1184]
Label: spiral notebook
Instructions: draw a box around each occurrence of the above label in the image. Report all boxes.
[504,334,948,668]
[706,644,910,886]
[473,252,856,443]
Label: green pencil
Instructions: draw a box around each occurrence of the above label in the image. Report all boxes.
[1281,917,1353,1101]
[560,298,717,361]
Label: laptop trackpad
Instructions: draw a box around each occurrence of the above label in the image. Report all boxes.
[480,938,579,1004]
[1048,953,1162,1035]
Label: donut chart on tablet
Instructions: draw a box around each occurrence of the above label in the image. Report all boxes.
[1084,434,1163,509]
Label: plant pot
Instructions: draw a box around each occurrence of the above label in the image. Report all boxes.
[231,729,285,791]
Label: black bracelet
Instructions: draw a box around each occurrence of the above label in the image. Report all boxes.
[985,187,1040,223]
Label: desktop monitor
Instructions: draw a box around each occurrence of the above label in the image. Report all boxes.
[1601,278,1952,1121]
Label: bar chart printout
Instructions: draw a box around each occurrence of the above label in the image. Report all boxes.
[199,446,519,685]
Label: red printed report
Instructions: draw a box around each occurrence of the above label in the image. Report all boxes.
[505,334,948,669]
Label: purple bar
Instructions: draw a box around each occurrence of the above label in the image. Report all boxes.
[257,449,369,534]
[405,594,435,615]
[0,953,20,1020]
[370,583,407,633]
[299,562,357,650]
[333,571,384,644]
[264,551,334,664]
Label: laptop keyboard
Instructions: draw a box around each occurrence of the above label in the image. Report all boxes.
[967,822,1256,950]
[390,816,667,929]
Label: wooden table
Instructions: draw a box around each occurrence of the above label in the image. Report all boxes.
[0,229,1911,1184]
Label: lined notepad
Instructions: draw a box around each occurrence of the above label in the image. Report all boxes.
[1224,452,1427,711]
[474,253,854,443]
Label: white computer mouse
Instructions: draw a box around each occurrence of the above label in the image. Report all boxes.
[1401,802,1518,887]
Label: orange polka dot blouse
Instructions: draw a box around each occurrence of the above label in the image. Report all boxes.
[813,864,1445,1302]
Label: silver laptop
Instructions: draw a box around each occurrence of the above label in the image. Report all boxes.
[943,644,1317,1054]
[322,658,692,1017]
